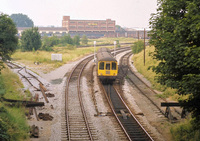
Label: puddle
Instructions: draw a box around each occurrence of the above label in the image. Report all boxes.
[50,78,63,84]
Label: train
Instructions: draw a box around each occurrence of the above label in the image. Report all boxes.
[96,48,118,83]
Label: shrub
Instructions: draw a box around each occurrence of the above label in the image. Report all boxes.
[131,40,144,54]
[171,119,200,140]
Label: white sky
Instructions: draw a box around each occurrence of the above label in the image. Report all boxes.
[0,0,158,28]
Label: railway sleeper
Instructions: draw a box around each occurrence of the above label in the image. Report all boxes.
[120,109,128,119]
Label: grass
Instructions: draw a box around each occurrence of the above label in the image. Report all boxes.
[12,47,95,73]
[171,118,200,141]
[0,67,30,141]
[12,39,132,73]
[2,67,31,100]
[132,45,200,140]
[132,46,177,100]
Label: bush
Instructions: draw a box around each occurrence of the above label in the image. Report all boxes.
[0,116,10,141]
[73,35,80,46]
[66,44,76,50]
[131,40,144,54]
[42,35,59,51]
[21,27,41,51]
[171,119,200,141]
[81,35,88,45]
[0,75,5,97]
[60,34,73,45]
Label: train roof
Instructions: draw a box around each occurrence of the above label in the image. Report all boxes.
[96,51,116,62]
[97,47,111,53]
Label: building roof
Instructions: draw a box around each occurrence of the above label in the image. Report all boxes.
[17,27,67,31]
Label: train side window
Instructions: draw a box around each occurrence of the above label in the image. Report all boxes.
[99,62,104,70]
[106,63,110,70]
[112,62,116,70]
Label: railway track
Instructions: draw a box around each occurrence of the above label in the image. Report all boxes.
[119,52,165,115]
[6,61,45,91]
[119,52,182,121]
[64,55,96,140]
[7,47,132,140]
[6,61,50,123]
[101,83,153,140]
[63,47,132,140]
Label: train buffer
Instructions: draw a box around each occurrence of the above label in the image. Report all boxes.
[161,102,187,119]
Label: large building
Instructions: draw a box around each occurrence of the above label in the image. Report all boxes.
[62,16,116,38]
[17,15,149,39]
[17,27,67,37]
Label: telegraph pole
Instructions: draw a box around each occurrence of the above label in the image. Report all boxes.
[114,41,116,58]
[94,41,96,62]
[144,28,146,66]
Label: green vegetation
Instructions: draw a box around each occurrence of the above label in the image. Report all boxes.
[0,67,30,141]
[131,40,144,54]
[42,35,59,51]
[0,13,18,71]
[60,34,73,46]
[132,46,177,99]
[12,46,96,73]
[171,118,200,140]
[149,0,200,128]
[133,45,200,140]
[73,35,80,46]
[88,37,136,46]
[21,27,42,51]
[81,35,88,45]
[12,37,135,73]
[10,13,34,27]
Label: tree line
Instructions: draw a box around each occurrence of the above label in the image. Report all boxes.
[19,27,88,51]
[149,0,200,139]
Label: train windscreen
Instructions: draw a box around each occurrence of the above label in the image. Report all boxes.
[112,62,116,70]
[99,62,104,70]
[106,63,110,70]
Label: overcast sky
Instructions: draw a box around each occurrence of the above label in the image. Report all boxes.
[1,0,158,28]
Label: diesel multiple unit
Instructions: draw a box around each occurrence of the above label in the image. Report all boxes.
[96,48,118,82]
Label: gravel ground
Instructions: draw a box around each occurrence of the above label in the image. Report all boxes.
[12,52,171,141]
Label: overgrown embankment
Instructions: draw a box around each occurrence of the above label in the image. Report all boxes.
[132,44,200,140]
[0,67,30,141]
[132,45,177,99]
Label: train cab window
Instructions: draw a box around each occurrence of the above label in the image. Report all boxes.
[106,62,110,70]
[99,62,104,70]
[112,62,116,70]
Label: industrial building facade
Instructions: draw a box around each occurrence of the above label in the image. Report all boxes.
[17,16,149,39]
[62,16,116,38]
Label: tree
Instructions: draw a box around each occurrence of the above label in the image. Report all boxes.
[149,0,200,127]
[115,25,125,32]
[0,13,18,71]
[131,40,143,54]
[81,35,88,45]
[21,27,41,51]
[60,34,73,45]
[42,35,59,51]
[10,13,34,27]
[73,35,80,46]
